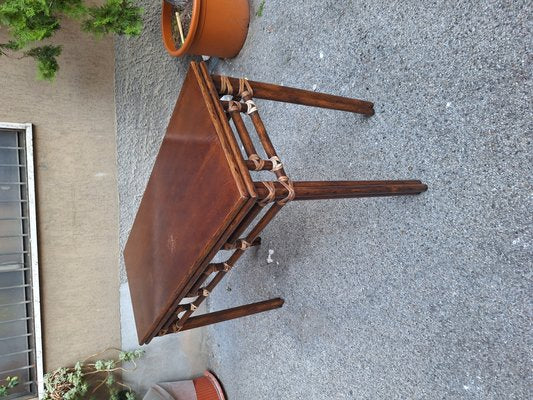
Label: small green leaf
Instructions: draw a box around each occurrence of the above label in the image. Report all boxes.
[24,45,61,80]
[0,0,143,81]
[256,0,265,17]
[0,376,19,398]
[106,373,116,386]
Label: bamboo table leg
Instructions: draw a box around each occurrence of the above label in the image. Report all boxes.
[212,75,375,115]
[179,298,284,332]
[154,63,429,339]
[255,180,428,202]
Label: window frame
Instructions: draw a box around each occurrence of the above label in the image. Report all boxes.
[0,122,43,399]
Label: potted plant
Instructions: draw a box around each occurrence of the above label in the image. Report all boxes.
[0,0,143,81]
[161,0,249,58]
[42,348,143,399]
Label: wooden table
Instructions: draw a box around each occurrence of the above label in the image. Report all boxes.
[124,61,427,345]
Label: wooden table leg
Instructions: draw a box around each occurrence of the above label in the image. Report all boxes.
[212,75,375,115]
[255,180,428,201]
[179,298,284,332]
[230,110,258,157]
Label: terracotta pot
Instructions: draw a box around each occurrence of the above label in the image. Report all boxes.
[193,371,226,400]
[143,371,225,400]
[162,0,250,58]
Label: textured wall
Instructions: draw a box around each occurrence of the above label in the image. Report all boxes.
[0,20,120,370]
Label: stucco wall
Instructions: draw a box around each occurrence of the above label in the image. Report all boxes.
[0,20,120,371]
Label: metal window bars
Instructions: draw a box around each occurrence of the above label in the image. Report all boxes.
[0,123,43,399]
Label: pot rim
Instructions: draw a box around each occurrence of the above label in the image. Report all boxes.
[203,370,226,400]
[162,0,201,57]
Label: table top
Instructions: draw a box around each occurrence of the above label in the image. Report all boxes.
[124,62,253,344]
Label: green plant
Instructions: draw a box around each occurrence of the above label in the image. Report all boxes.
[0,376,18,397]
[256,0,265,17]
[43,348,144,400]
[0,0,143,80]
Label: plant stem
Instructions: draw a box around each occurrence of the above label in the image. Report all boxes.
[82,347,123,362]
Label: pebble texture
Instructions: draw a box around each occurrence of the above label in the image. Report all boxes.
[115,0,532,399]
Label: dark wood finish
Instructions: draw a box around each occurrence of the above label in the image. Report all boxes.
[179,298,285,332]
[254,181,428,201]
[151,64,263,342]
[245,159,274,171]
[202,263,227,275]
[229,110,258,157]
[225,203,264,244]
[186,261,233,298]
[223,236,262,250]
[124,65,251,345]
[288,180,425,187]
[156,195,256,339]
[198,62,257,199]
[126,61,427,343]
[212,75,375,115]
[163,203,284,333]
[240,97,289,180]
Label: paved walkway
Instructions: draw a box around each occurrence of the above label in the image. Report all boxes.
[115,1,531,398]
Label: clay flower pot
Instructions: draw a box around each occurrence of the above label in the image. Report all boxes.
[193,371,226,400]
[143,371,226,400]
[162,0,250,58]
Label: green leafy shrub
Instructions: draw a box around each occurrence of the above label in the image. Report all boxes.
[43,348,144,400]
[0,0,143,80]
[0,376,18,397]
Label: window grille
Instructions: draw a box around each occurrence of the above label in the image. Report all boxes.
[0,123,43,399]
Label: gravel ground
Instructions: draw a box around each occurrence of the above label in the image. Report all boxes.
[115,1,532,398]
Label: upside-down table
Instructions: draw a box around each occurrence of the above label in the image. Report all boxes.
[124,61,427,345]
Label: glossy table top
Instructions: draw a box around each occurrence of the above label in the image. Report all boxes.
[124,63,252,344]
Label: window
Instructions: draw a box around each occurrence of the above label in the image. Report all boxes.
[0,123,43,399]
